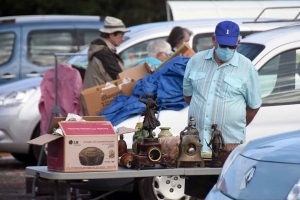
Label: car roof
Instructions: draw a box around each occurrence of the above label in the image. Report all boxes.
[119,18,300,53]
[125,18,300,38]
[241,24,300,45]
[239,24,300,67]
[126,18,244,38]
[0,15,105,25]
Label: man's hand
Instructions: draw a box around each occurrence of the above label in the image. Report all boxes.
[246,106,260,126]
[184,95,192,105]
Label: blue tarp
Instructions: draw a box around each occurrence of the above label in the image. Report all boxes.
[99,56,190,126]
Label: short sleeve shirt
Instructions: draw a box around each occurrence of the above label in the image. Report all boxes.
[183,47,262,152]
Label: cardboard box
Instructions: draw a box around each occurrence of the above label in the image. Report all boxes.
[118,62,152,81]
[27,116,121,172]
[157,43,195,70]
[80,79,136,116]
[176,43,195,57]
[80,63,151,116]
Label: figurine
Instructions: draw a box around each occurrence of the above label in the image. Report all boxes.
[131,96,172,169]
[176,116,205,168]
[139,93,161,138]
[206,124,226,167]
[180,116,199,137]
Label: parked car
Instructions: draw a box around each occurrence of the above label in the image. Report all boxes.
[0,19,300,200]
[205,129,300,200]
[0,15,105,85]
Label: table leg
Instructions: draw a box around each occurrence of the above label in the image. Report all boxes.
[54,180,58,200]
[66,180,71,200]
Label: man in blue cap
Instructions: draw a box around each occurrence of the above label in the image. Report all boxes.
[183,21,262,153]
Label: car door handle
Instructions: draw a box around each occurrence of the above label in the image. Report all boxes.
[26,72,42,78]
[1,73,16,79]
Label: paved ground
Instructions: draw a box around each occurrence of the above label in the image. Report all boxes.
[0,153,34,200]
[0,153,140,200]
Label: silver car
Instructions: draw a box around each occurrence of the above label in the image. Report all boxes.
[206,129,300,200]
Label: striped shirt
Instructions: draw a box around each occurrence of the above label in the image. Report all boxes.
[183,47,262,152]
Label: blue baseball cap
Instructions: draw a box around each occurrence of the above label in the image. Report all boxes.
[215,21,240,46]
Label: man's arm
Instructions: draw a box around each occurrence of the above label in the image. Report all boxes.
[184,95,192,105]
[246,106,260,126]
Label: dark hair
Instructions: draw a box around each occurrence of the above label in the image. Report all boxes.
[100,31,124,38]
[100,32,110,38]
[166,26,192,49]
[112,31,123,36]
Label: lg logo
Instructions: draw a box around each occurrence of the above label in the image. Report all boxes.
[69,140,79,145]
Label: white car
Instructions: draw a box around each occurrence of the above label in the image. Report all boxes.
[0,18,299,200]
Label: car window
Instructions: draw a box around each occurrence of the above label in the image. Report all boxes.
[28,30,76,66]
[66,48,89,68]
[237,43,265,61]
[77,29,99,50]
[193,32,253,53]
[119,37,167,69]
[192,33,213,52]
[258,48,300,105]
[0,32,15,66]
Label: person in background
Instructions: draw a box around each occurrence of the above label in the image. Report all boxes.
[134,39,173,69]
[183,20,262,153]
[83,16,130,90]
[167,26,193,52]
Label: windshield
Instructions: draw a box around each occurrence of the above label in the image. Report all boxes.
[237,43,265,61]
[65,36,131,68]
[65,46,89,68]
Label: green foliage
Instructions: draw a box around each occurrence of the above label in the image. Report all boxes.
[0,0,167,26]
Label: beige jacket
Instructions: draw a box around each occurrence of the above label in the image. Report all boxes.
[83,37,125,90]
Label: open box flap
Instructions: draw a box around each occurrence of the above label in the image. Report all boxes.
[26,116,106,145]
[117,126,139,135]
[27,134,62,146]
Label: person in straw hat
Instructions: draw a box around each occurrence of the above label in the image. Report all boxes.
[83,16,130,89]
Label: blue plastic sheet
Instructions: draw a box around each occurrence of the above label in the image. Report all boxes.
[99,56,190,126]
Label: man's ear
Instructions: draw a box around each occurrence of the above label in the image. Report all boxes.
[108,33,114,39]
[156,52,163,60]
[212,34,217,46]
[212,34,216,42]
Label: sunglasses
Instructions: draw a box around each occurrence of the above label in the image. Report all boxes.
[219,44,238,50]
[162,52,173,58]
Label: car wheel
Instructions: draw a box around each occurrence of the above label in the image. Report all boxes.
[138,176,191,200]
[11,153,36,165]
[31,124,47,166]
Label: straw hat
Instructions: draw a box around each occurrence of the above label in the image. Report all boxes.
[99,16,130,34]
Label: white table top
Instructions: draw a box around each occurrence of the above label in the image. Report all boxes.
[26,166,221,180]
